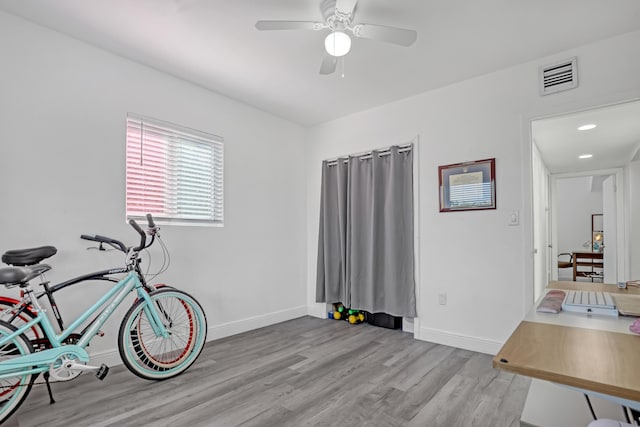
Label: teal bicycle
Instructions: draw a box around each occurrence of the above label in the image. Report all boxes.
[0,215,207,423]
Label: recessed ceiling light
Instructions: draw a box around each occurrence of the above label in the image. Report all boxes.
[578,124,597,131]
[579,154,593,159]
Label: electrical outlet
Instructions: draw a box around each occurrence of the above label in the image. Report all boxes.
[438,292,447,305]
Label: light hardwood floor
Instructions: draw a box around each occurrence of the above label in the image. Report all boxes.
[9,316,529,426]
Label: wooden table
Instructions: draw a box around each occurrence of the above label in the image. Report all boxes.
[493,281,640,404]
[572,251,604,281]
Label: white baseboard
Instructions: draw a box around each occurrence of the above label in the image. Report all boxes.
[206,305,308,341]
[88,305,308,367]
[402,317,415,333]
[307,303,329,319]
[418,326,504,355]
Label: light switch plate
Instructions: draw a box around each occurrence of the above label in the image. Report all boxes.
[508,210,520,226]
[438,293,447,305]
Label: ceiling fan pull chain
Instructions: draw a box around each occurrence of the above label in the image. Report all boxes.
[341,56,345,78]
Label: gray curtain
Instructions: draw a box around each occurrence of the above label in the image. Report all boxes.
[316,159,350,307]
[316,145,416,317]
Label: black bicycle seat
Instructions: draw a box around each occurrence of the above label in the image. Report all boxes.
[2,246,57,266]
[0,264,51,287]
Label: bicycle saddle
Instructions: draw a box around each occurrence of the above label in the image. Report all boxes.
[0,264,51,287]
[2,245,57,266]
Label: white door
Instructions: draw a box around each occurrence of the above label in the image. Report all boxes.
[532,144,550,300]
[602,175,617,284]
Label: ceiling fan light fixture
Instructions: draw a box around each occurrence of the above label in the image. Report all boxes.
[325,31,351,57]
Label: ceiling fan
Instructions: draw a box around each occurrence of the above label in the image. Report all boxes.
[255,0,418,75]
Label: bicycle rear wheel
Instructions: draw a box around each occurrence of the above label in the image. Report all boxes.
[0,320,34,424]
[118,288,207,380]
[0,298,45,344]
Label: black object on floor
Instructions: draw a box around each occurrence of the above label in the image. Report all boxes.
[365,312,402,329]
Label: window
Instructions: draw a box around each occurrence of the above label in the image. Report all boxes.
[126,114,223,226]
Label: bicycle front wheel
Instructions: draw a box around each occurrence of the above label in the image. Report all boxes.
[0,320,34,424]
[118,288,207,380]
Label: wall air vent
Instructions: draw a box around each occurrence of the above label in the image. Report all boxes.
[539,57,578,96]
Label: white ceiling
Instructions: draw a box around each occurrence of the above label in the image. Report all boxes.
[2,0,640,126]
[532,100,640,174]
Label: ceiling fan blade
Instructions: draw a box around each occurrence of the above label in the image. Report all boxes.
[320,54,337,75]
[336,0,358,15]
[352,24,417,46]
[255,20,323,31]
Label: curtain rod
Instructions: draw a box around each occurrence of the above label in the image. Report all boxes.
[326,143,413,167]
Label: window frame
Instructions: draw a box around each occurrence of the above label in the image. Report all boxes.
[125,113,224,227]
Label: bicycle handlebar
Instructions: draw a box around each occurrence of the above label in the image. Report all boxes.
[80,234,127,253]
[146,214,156,229]
[128,219,146,251]
[81,214,158,253]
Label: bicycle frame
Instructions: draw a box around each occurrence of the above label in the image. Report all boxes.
[0,271,168,380]
[1,264,148,335]
[37,267,127,331]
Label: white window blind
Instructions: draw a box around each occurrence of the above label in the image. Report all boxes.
[126,114,223,226]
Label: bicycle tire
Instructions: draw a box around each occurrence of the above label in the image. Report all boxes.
[0,297,45,343]
[118,288,207,380]
[0,320,34,424]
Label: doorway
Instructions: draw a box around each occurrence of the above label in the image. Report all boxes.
[530,99,640,298]
[549,172,619,284]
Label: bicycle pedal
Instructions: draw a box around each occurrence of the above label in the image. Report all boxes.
[95,364,109,380]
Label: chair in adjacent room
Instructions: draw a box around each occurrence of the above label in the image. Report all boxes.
[558,252,573,280]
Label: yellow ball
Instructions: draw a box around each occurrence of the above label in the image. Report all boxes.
[333,311,342,320]
[348,315,357,324]
[358,313,365,322]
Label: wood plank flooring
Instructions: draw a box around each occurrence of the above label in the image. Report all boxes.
[9,316,530,426]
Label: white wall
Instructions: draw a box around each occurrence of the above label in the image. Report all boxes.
[630,160,640,279]
[555,176,603,255]
[0,11,307,362]
[305,30,640,354]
